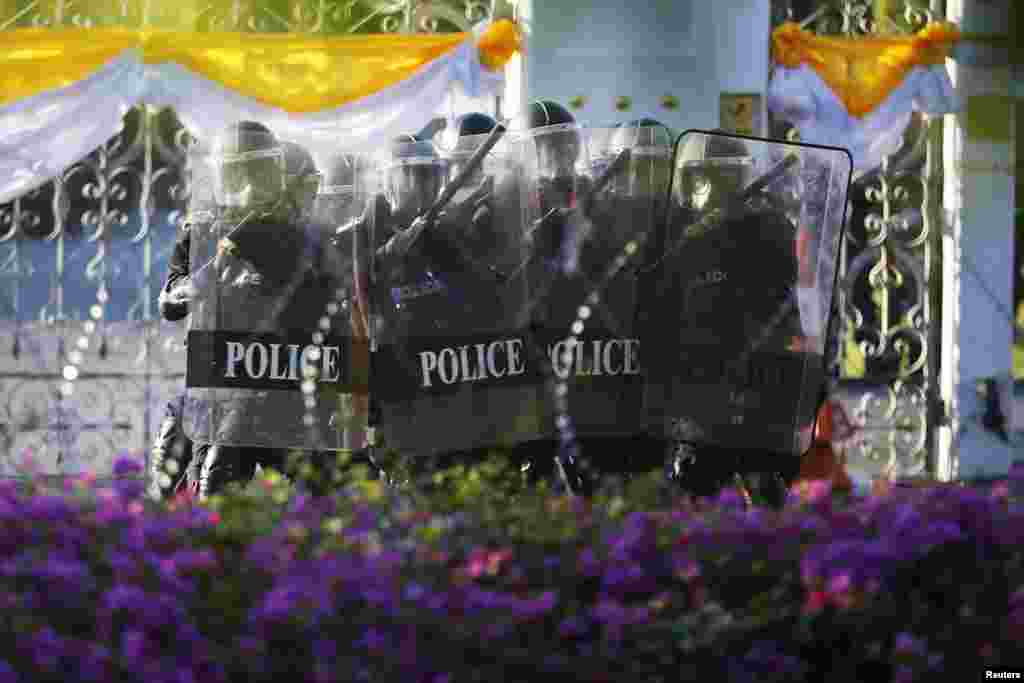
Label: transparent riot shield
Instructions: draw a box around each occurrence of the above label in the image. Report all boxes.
[516,121,591,326]
[371,130,539,456]
[642,130,852,458]
[535,124,674,445]
[181,129,369,451]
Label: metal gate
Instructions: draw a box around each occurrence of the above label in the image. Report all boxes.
[772,0,950,481]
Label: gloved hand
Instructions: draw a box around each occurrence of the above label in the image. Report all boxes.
[382,216,430,260]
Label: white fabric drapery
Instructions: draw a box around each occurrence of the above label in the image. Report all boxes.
[769,62,959,172]
[0,22,506,204]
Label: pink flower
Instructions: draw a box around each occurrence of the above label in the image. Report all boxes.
[991,479,1011,498]
[803,590,827,614]
[825,572,856,609]
[791,480,832,505]
[673,555,700,582]
[460,547,512,579]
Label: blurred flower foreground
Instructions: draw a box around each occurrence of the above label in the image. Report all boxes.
[0,452,1022,683]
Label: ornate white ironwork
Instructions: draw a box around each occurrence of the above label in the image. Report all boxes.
[772,0,947,479]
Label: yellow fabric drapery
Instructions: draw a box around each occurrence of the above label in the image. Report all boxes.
[771,21,960,118]
[0,28,141,107]
[0,19,522,112]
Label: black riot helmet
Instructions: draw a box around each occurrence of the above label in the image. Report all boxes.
[314,153,359,226]
[385,133,446,224]
[674,131,756,211]
[521,99,582,181]
[605,118,674,198]
[281,140,322,219]
[209,121,285,210]
[445,112,498,180]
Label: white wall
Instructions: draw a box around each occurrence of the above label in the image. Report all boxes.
[519,0,770,132]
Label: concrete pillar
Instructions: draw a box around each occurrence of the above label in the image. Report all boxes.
[942,0,1020,479]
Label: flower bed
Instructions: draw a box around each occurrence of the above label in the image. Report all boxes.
[0,455,1021,682]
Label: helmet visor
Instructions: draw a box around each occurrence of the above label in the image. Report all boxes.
[388,160,444,220]
[215,149,284,208]
[677,159,754,210]
[611,147,673,198]
[520,123,583,182]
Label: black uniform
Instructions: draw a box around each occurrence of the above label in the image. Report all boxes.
[177,124,351,499]
[643,131,811,505]
[149,205,217,500]
[187,209,344,497]
[368,160,519,458]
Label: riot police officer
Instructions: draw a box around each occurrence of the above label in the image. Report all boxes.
[177,121,343,499]
[314,153,360,228]
[281,140,323,221]
[151,169,221,500]
[363,130,522,466]
[644,132,806,506]
[545,118,675,488]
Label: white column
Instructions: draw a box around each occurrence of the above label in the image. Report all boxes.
[943,0,1019,479]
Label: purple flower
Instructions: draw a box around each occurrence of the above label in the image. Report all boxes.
[25,495,73,522]
[591,597,648,641]
[516,590,558,620]
[121,629,147,663]
[893,632,926,658]
[313,638,337,662]
[168,549,218,574]
[114,478,145,501]
[102,585,149,613]
[893,666,916,683]
[0,658,18,683]
[558,615,589,639]
[359,627,389,652]
[113,455,144,478]
[738,641,808,678]
[716,487,747,509]
[578,548,601,577]
[403,582,426,602]
[672,554,700,582]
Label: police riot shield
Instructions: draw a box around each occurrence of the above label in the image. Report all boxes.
[370,130,540,456]
[642,131,852,457]
[313,152,363,230]
[533,123,673,444]
[516,121,590,322]
[181,124,369,451]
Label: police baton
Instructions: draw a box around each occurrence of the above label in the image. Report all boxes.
[377,120,508,260]
[582,147,632,214]
[528,147,632,232]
